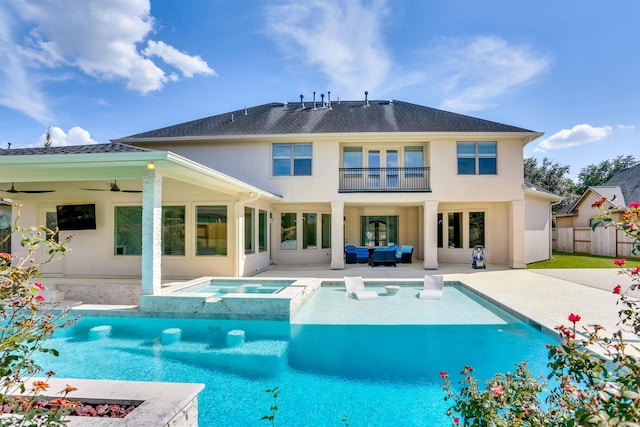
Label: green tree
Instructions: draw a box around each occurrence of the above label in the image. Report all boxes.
[524,157,577,210]
[575,155,638,195]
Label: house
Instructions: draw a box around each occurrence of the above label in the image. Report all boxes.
[554,163,640,257]
[0,96,558,295]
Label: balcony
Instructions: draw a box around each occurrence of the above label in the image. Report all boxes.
[339,167,431,193]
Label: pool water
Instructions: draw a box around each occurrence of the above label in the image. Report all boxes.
[36,285,556,426]
[179,279,295,296]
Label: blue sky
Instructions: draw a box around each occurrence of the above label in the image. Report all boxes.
[1,0,638,179]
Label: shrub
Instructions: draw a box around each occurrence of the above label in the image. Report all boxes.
[0,207,78,426]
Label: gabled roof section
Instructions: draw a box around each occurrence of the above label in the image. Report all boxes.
[0,142,151,156]
[114,100,538,141]
[558,163,640,217]
[603,163,640,204]
[557,186,625,217]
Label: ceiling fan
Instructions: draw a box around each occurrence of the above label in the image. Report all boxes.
[81,180,142,193]
[0,182,55,194]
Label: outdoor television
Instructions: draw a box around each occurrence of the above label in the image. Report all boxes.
[56,204,97,230]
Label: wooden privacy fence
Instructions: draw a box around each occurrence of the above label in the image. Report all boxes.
[553,227,637,258]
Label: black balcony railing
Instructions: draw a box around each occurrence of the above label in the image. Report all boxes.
[339,167,431,192]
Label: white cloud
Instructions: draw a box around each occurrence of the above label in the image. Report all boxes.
[265,0,391,98]
[0,0,214,123]
[144,41,216,78]
[534,124,612,152]
[435,36,552,112]
[35,126,98,147]
[0,6,52,122]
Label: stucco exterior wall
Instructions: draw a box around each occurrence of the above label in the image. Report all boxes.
[10,179,271,279]
[437,202,509,265]
[140,135,527,205]
[525,195,553,263]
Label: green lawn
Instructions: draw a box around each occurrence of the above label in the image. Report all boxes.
[527,251,640,269]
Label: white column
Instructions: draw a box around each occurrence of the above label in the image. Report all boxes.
[423,200,438,270]
[330,201,345,269]
[509,199,526,268]
[141,171,162,295]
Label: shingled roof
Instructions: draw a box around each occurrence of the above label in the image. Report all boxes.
[0,142,152,156]
[603,163,640,203]
[115,100,536,140]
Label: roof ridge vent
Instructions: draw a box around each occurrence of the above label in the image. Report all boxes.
[244,106,248,115]
[320,93,325,108]
[327,91,332,109]
[313,91,317,110]
[364,91,369,106]
[299,94,304,109]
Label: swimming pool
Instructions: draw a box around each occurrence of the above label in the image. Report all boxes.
[38,283,556,426]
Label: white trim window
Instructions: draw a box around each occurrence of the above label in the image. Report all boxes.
[273,143,312,176]
[457,141,497,175]
[438,211,486,249]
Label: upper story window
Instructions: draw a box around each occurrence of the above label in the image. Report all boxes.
[343,147,363,168]
[273,143,312,176]
[457,142,497,175]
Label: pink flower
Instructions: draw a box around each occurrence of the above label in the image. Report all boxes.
[0,252,10,260]
[35,295,45,302]
[613,285,621,294]
[614,259,626,266]
[439,371,448,378]
[591,197,607,208]
[568,313,581,323]
[629,201,640,208]
[491,384,503,395]
[34,282,45,291]
[454,417,460,424]
[630,267,640,276]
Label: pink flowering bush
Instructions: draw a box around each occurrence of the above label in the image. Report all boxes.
[441,198,640,426]
[0,207,79,426]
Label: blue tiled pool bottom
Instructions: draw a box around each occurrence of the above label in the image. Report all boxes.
[292,282,511,325]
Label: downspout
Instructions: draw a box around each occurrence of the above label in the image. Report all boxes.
[233,191,260,276]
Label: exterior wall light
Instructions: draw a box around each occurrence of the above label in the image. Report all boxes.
[147,161,156,170]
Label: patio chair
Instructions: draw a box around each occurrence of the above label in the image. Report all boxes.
[395,245,414,263]
[418,275,443,299]
[344,276,379,300]
[345,245,357,264]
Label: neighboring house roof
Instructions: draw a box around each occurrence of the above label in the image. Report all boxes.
[554,163,640,217]
[0,142,150,156]
[603,163,640,203]
[555,186,624,218]
[113,100,539,141]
